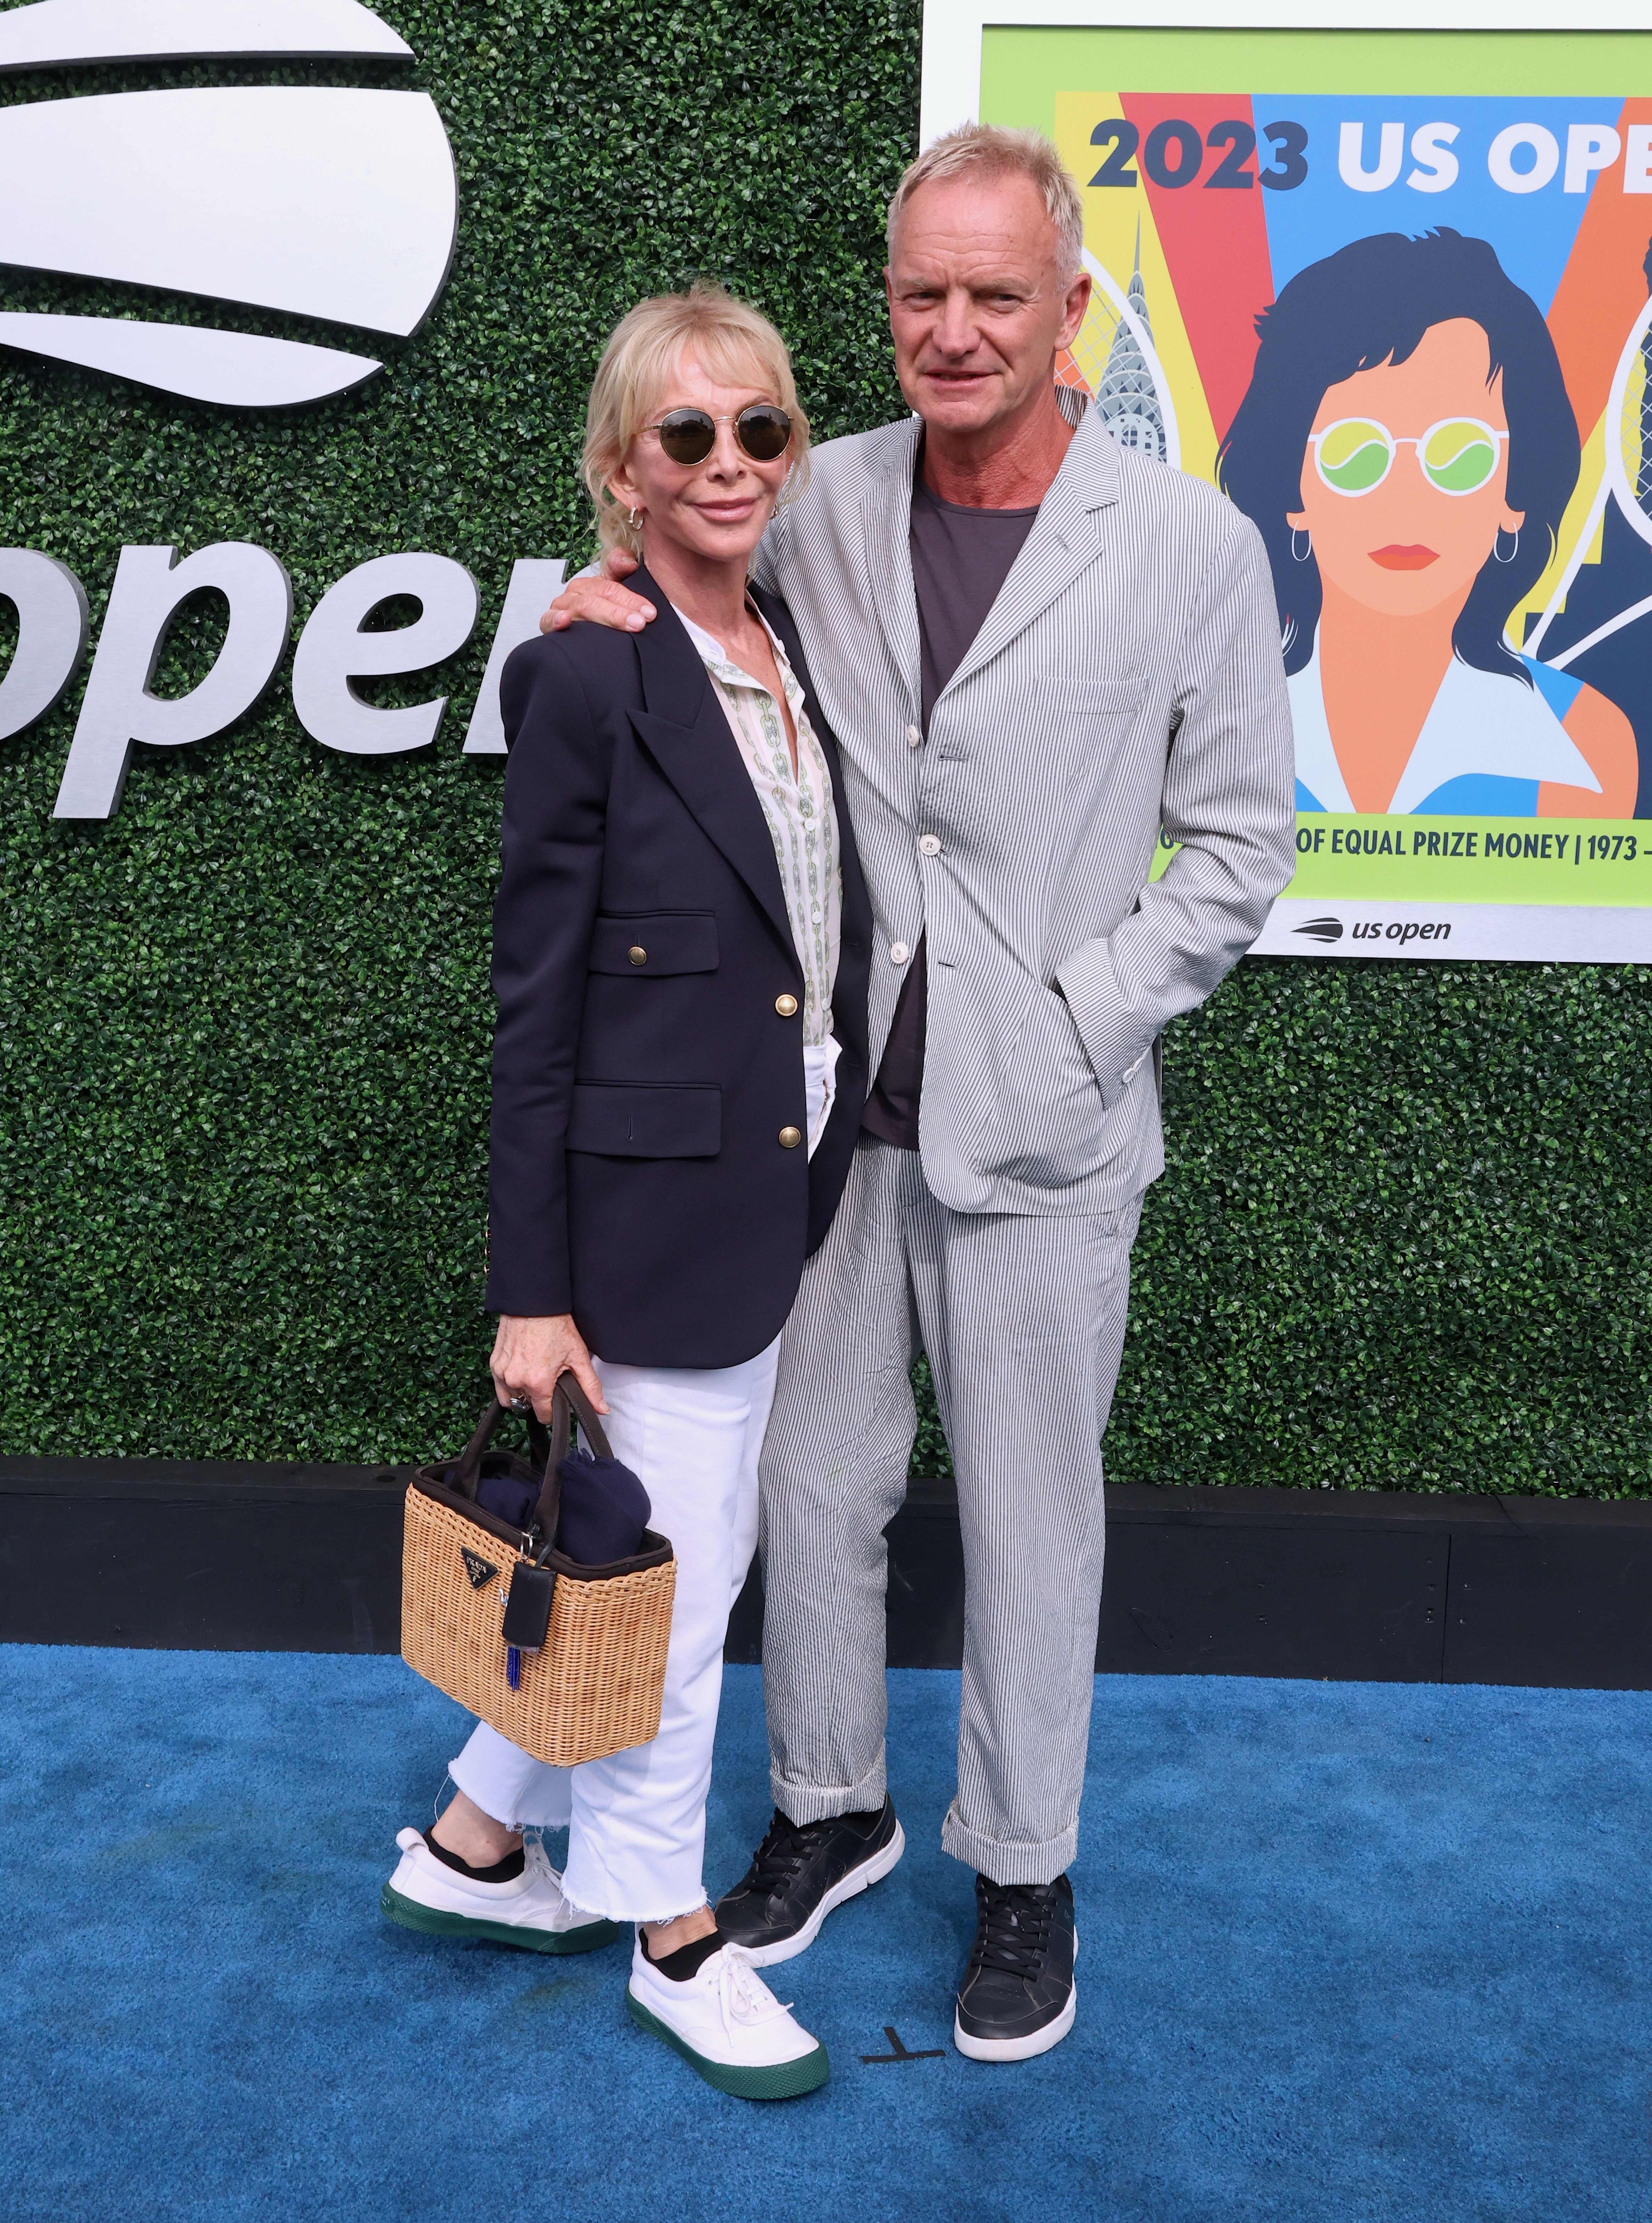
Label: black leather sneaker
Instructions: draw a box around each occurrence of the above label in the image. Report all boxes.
[714,1798,905,1967]
[953,1872,1077,2061]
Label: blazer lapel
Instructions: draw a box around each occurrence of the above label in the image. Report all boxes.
[858,418,923,709]
[627,567,799,969]
[750,585,833,766]
[753,580,874,972]
[937,405,1122,705]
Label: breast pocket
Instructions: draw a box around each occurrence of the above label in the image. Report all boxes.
[567,1082,721,1159]
[1030,676,1146,795]
[1037,676,1143,728]
[587,912,719,976]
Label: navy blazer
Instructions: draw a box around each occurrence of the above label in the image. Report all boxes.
[485,568,872,1368]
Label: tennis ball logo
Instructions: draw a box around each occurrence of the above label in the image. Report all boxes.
[0,0,458,407]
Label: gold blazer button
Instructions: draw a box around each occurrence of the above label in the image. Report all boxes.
[627,946,647,965]
[774,993,799,1018]
[778,1126,802,1149]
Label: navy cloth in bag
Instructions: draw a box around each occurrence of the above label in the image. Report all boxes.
[553,1446,651,1565]
[476,1440,650,1565]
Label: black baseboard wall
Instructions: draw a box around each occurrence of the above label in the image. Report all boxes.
[3,1459,1649,1688]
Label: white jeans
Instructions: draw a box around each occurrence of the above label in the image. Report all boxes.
[448,1338,780,1924]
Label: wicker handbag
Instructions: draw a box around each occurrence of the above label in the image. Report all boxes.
[401,1375,676,1767]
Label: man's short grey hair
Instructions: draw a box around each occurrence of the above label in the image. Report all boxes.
[886,123,1085,282]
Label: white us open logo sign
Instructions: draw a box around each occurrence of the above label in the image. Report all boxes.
[0,0,542,817]
[0,542,567,816]
[0,0,457,407]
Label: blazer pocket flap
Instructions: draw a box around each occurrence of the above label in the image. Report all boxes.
[588,912,719,975]
[567,1083,721,1158]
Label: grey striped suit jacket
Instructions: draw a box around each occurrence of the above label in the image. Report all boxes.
[749,388,1296,1219]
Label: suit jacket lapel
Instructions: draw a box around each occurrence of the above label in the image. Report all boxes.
[753,580,874,973]
[750,585,834,772]
[858,418,923,710]
[627,567,799,969]
[938,406,1122,705]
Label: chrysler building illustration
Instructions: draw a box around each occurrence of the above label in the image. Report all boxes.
[1095,221,1166,460]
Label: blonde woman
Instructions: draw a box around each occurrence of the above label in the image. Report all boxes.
[382,281,871,2099]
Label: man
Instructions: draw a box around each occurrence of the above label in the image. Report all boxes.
[544,123,1295,2059]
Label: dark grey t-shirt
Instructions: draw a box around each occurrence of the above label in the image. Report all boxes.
[861,470,1039,1150]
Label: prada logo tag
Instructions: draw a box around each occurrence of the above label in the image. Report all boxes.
[460,1547,499,1591]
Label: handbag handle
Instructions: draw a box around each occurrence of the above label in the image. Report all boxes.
[531,1372,614,1548]
[449,1374,613,1548]
[450,1396,552,1500]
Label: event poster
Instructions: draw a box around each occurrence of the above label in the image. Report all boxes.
[973,25,1652,959]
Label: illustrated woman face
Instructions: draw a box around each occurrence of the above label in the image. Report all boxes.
[607,345,794,571]
[1287,317,1524,620]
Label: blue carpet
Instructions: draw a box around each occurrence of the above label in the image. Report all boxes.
[1,1650,1647,2223]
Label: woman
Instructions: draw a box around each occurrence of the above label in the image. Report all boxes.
[1219,228,1637,817]
[382,280,871,2099]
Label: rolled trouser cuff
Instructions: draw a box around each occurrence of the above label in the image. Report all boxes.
[940,1797,1077,1887]
[771,1747,887,1826]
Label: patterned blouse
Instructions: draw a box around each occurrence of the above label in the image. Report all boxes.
[674,602,842,1049]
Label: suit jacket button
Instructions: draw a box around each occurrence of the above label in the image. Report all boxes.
[774,993,799,1017]
[628,946,647,965]
[778,1126,802,1149]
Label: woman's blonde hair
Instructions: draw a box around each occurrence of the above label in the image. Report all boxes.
[582,278,811,557]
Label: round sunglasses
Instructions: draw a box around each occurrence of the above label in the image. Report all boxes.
[643,403,794,467]
[1310,417,1510,498]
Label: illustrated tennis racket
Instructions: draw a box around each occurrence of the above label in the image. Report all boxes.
[1525,289,1652,671]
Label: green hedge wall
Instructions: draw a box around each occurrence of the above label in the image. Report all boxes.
[0,1,1646,1493]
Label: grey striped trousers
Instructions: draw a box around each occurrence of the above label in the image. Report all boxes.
[758,1135,1140,1886]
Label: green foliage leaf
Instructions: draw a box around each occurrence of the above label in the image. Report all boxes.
[0,3,1644,1495]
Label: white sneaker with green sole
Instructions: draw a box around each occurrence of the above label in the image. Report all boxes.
[625,1935,829,2100]
[380,1827,620,1953]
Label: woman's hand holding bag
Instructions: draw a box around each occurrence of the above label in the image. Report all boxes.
[490,1312,608,1421]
